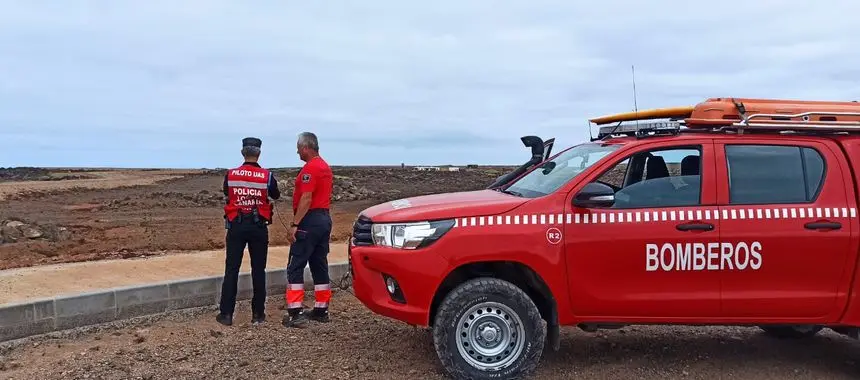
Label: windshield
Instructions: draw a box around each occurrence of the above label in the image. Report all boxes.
[503,142,621,198]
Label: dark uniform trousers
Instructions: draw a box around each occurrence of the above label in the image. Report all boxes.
[286,209,332,313]
[219,214,269,316]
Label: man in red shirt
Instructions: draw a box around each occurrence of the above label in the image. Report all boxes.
[283,132,334,327]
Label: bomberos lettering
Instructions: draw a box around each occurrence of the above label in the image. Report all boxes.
[646,242,762,272]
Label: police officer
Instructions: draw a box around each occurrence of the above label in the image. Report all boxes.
[282,132,333,328]
[217,137,281,326]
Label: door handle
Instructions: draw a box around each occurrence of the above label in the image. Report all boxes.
[676,222,714,231]
[804,221,842,230]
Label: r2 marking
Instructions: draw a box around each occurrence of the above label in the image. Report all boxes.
[546,228,562,245]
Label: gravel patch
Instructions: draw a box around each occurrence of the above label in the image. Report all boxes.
[1,290,858,379]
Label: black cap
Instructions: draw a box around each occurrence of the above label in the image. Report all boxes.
[242,137,262,148]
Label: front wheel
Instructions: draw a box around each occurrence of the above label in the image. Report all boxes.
[432,278,546,380]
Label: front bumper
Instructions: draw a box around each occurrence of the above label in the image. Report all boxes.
[348,242,449,326]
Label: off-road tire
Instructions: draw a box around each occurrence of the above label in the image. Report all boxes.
[432,277,545,380]
[759,325,823,339]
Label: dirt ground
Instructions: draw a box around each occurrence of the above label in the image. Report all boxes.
[0,291,858,380]
[0,166,508,270]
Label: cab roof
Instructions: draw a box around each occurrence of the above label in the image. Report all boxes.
[590,97,860,140]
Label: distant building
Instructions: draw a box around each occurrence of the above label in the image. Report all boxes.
[413,166,461,172]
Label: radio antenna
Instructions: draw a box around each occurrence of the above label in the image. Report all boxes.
[632,64,639,132]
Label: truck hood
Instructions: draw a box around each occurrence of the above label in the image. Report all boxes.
[359,190,528,223]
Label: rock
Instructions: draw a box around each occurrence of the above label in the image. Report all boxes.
[1,225,23,243]
[5,220,24,228]
[22,225,43,239]
[57,227,72,241]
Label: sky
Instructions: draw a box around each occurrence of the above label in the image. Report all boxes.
[1,1,859,168]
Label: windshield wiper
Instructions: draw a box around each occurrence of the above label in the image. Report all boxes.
[501,189,523,197]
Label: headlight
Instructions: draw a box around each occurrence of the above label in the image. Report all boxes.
[371,219,455,249]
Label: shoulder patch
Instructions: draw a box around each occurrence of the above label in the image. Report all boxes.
[301,173,311,183]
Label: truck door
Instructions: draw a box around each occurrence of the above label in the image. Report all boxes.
[715,138,854,320]
[564,139,721,319]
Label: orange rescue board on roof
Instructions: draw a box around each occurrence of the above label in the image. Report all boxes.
[685,97,860,126]
[589,106,695,125]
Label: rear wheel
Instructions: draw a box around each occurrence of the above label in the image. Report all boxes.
[432,278,545,380]
[759,325,823,339]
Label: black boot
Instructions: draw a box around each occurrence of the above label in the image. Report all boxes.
[309,307,329,323]
[216,313,233,326]
[281,309,308,328]
[251,312,265,325]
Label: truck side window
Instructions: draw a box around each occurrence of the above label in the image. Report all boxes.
[725,145,825,204]
[598,146,702,209]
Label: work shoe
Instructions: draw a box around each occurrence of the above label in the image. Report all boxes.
[215,313,233,326]
[251,312,265,325]
[309,308,330,323]
[281,310,308,328]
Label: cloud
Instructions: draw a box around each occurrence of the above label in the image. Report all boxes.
[0,0,859,168]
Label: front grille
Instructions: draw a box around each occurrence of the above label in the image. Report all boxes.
[352,215,374,246]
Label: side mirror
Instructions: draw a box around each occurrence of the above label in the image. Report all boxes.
[573,182,615,208]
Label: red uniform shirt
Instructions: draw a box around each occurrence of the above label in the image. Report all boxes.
[293,155,332,213]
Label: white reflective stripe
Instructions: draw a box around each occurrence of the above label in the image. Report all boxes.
[287,302,303,308]
[314,302,329,308]
[288,284,304,290]
[452,205,856,228]
[227,180,268,189]
[314,284,331,291]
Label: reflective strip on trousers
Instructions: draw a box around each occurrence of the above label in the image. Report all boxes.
[286,283,304,307]
[287,302,303,309]
[314,302,329,308]
[314,283,332,304]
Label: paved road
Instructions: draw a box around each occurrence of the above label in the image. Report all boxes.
[0,245,348,304]
[1,291,858,379]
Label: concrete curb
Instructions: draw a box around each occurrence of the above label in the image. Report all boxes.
[0,262,350,342]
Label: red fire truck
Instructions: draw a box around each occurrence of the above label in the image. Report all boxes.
[349,97,860,379]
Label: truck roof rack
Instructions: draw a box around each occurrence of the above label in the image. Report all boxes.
[686,97,860,134]
[590,97,860,139]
